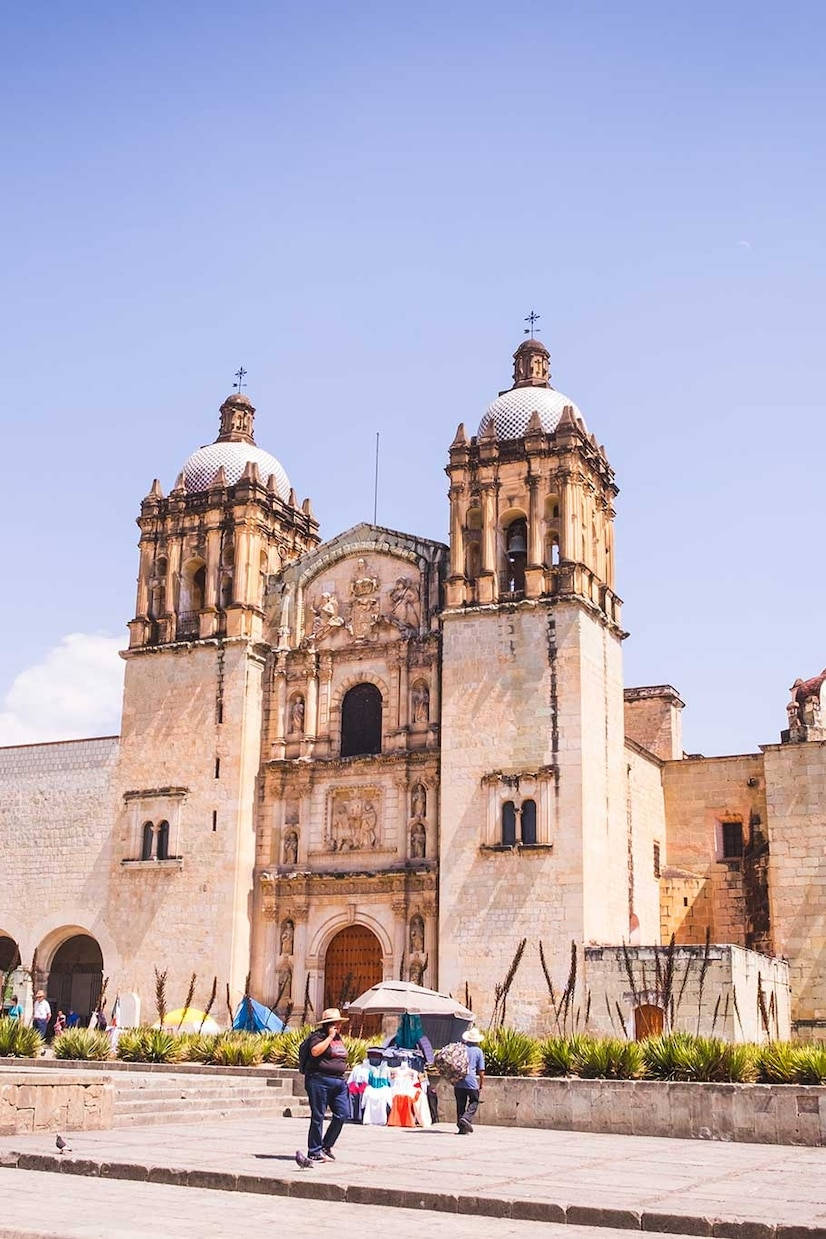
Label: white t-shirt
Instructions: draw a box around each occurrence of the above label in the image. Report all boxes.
[33,999,51,1021]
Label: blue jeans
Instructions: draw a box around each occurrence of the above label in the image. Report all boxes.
[305,1074,349,1156]
[33,1018,48,1039]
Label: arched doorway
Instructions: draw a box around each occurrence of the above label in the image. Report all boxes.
[340,683,382,757]
[0,936,21,1013]
[634,1003,664,1039]
[47,934,103,1024]
[324,924,383,1036]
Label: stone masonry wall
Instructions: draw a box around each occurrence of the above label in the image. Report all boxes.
[763,740,826,1033]
[0,737,119,978]
[661,753,768,949]
[585,944,790,1042]
[0,1071,114,1135]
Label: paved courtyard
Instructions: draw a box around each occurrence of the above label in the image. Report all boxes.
[0,1170,687,1239]
[1,1115,825,1235]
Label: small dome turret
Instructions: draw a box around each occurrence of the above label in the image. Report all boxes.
[179,381,291,498]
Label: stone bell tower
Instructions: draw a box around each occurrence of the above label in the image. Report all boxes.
[438,334,628,1028]
[111,388,319,1010]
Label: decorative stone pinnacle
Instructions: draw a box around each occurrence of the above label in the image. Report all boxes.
[512,335,550,389]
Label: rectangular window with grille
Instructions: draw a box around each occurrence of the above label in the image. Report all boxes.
[721,820,743,859]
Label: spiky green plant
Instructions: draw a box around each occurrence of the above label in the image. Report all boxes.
[539,1033,587,1077]
[116,1027,183,1063]
[210,1033,264,1066]
[641,1032,698,1081]
[53,1029,111,1061]
[0,1016,42,1058]
[177,1033,218,1063]
[257,1032,287,1064]
[691,1036,757,1083]
[280,1025,314,1069]
[480,1027,541,1077]
[793,1044,826,1085]
[576,1036,645,1079]
[343,1036,369,1067]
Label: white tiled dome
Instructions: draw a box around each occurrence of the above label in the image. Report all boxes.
[182,441,291,497]
[478,385,583,440]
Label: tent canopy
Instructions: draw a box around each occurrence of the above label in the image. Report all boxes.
[232,997,284,1034]
[346,980,472,1020]
[153,1007,220,1034]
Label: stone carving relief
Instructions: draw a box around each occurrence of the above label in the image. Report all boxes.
[301,558,424,648]
[409,959,425,986]
[280,918,294,956]
[786,669,826,740]
[325,787,381,852]
[389,577,420,631]
[408,914,426,986]
[411,681,430,726]
[283,830,299,865]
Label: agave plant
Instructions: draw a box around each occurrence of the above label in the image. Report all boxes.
[539,1033,587,1077]
[116,1027,183,1063]
[177,1032,218,1063]
[280,1025,313,1069]
[794,1044,826,1085]
[210,1033,264,1067]
[258,1032,288,1064]
[575,1036,644,1079]
[691,1036,757,1084]
[343,1035,369,1067]
[53,1029,111,1061]
[480,1027,541,1077]
[642,1032,697,1081]
[0,1016,42,1058]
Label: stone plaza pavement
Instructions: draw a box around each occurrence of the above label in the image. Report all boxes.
[0,1115,825,1237]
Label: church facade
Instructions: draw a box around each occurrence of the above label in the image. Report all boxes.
[0,335,822,1040]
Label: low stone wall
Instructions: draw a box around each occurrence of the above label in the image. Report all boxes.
[435,1074,826,1146]
[0,1070,114,1135]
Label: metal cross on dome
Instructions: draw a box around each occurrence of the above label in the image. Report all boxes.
[233,366,247,392]
[524,310,541,338]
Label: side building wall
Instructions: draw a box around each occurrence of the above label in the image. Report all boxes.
[0,737,120,988]
[763,740,826,1037]
[661,753,770,953]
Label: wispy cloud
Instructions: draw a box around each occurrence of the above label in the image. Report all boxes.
[0,633,123,746]
[736,239,752,249]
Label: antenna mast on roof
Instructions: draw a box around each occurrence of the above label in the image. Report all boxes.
[373,432,380,525]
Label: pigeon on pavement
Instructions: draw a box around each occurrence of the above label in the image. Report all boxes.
[294,1150,312,1168]
[55,1135,71,1154]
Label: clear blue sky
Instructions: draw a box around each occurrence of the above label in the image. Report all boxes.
[1,1,824,755]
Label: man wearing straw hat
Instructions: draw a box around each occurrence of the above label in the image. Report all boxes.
[455,1027,485,1134]
[295,1007,350,1168]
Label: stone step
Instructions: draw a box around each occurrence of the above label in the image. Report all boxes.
[114,1095,295,1115]
[114,1082,291,1101]
[113,1104,300,1128]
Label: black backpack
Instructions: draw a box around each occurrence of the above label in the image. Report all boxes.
[297,1032,315,1074]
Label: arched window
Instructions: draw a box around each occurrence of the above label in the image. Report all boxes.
[150,559,167,619]
[180,559,206,614]
[156,820,170,861]
[220,572,233,609]
[141,822,154,861]
[259,549,269,604]
[504,518,527,594]
[502,800,516,846]
[340,683,382,758]
[521,799,537,845]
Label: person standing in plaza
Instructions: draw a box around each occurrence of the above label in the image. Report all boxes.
[295,1007,350,1167]
[7,995,23,1021]
[32,991,51,1039]
[455,1027,485,1134]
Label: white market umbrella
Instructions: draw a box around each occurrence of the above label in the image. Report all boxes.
[346,980,472,1020]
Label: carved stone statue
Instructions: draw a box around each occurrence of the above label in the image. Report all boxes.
[280,919,294,955]
[283,830,298,865]
[390,577,420,630]
[411,783,426,820]
[409,915,425,954]
[786,698,801,728]
[277,964,293,1002]
[410,820,426,859]
[411,682,430,725]
[803,695,823,728]
[310,591,345,640]
[289,695,305,734]
[408,959,425,986]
